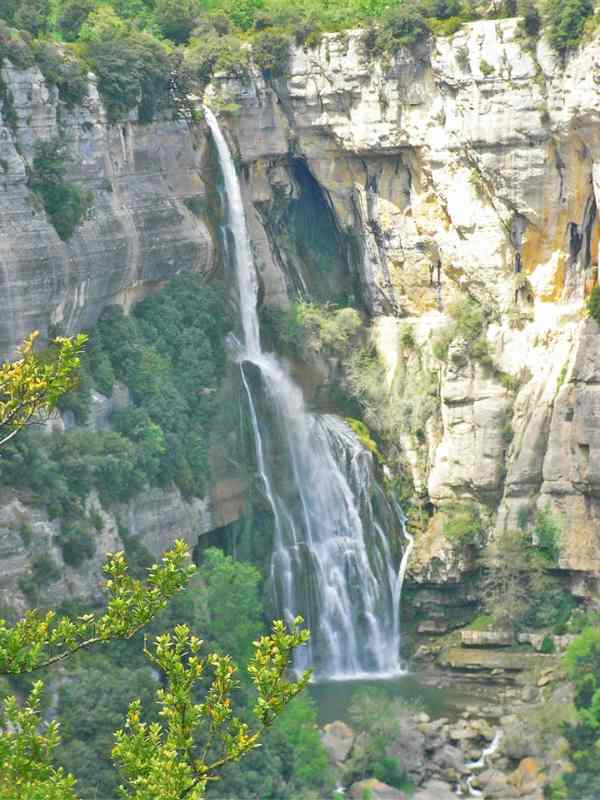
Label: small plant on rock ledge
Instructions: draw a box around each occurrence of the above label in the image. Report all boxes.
[587,284,600,324]
[28,137,93,240]
[441,501,486,549]
[479,58,495,77]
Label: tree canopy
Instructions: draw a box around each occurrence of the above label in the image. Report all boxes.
[0,332,86,447]
[0,332,311,800]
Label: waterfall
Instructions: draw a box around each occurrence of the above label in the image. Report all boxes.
[205,107,411,680]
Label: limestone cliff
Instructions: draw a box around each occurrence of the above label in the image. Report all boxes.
[0,60,239,608]
[0,61,215,357]
[3,18,600,605]
[209,19,600,588]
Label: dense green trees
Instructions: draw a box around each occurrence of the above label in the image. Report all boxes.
[560,627,600,798]
[482,507,571,633]
[1,374,310,800]
[154,0,200,43]
[199,548,265,666]
[1,274,232,517]
[43,550,325,800]
[0,326,321,799]
[544,0,594,53]
[0,0,593,136]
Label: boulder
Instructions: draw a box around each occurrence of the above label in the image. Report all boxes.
[321,720,354,766]
[448,720,480,742]
[476,767,511,797]
[461,630,514,647]
[350,779,406,800]
[510,757,545,796]
[431,743,468,775]
[418,620,449,634]
[412,779,457,800]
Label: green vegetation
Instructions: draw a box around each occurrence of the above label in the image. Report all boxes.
[1,274,232,517]
[0,0,584,133]
[199,547,264,666]
[1,487,310,800]
[45,549,329,800]
[544,0,594,53]
[440,501,485,547]
[263,300,362,356]
[347,418,383,462]
[431,296,492,366]
[482,509,568,633]
[399,322,416,348]
[561,626,600,797]
[587,284,600,324]
[530,504,561,563]
[252,28,291,77]
[363,4,430,56]
[28,137,93,240]
[0,331,322,800]
[0,275,232,587]
[0,330,87,447]
[344,687,420,792]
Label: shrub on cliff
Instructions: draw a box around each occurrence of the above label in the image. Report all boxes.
[80,7,174,122]
[185,29,249,87]
[28,137,93,240]
[441,501,484,547]
[58,0,97,41]
[363,3,430,55]
[518,0,541,37]
[252,28,290,76]
[530,504,561,563]
[431,295,492,366]
[587,284,600,323]
[153,0,200,43]
[32,42,88,107]
[544,0,594,52]
[0,21,35,69]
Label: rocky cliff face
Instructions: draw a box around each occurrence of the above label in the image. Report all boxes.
[4,18,600,604]
[0,60,239,606]
[211,18,600,583]
[0,61,215,358]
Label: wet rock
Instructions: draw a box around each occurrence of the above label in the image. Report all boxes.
[448,720,480,742]
[431,743,468,775]
[476,767,511,797]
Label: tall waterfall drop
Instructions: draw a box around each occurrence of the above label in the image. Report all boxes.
[205,107,413,680]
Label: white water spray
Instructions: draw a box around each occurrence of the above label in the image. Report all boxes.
[205,106,412,679]
[465,730,504,797]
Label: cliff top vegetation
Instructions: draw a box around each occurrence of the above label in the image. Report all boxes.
[0,0,595,127]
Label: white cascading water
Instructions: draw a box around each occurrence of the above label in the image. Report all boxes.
[205,107,413,679]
